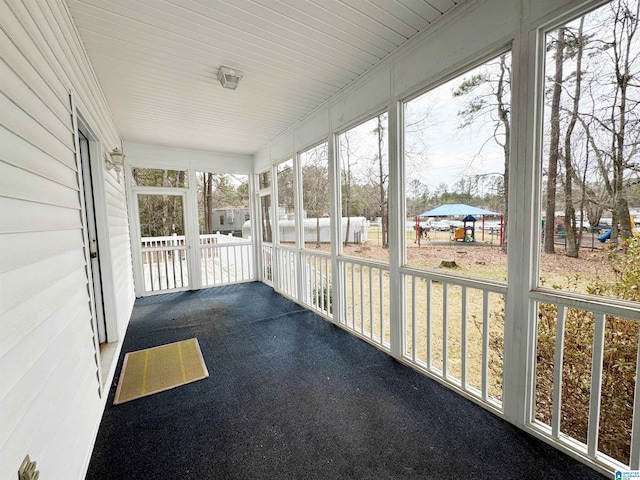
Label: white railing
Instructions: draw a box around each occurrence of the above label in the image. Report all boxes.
[402,268,507,408]
[275,245,297,299]
[141,234,254,292]
[141,244,189,292]
[339,257,391,352]
[302,250,332,317]
[141,234,187,248]
[529,291,640,471]
[261,244,273,285]
[200,236,254,286]
[199,233,218,246]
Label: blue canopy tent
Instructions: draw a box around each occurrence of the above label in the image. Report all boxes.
[416,204,502,244]
[418,204,500,217]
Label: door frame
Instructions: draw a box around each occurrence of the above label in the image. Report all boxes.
[71,97,120,395]
[130,187,192,296]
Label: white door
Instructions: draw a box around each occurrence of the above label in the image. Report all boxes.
[78,129,107,343]
[135,191,190,294]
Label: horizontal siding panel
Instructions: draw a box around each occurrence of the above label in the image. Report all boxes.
[0,248,87,315]
[115,286,135,335]
[106,211,128,226]
[40,0,118,141]
[0,229,83,274]
[104,173,125,194]
[0,92,75,166]
[0,1,70,102]
[112,255,133,280]
[0,197,81,233]
[0,161,80,209]
[0,56,73,141]
[0,288,89,401]
[105,186,127,208]
[0,126,78,188]
[0,269,88,356]
[6,0,118,148]
[108,231,131,245]
[0,1,131,479]
[0,307,95,468]
[39,357,101,480]
[0,28,71,123]
[106,206,129,222]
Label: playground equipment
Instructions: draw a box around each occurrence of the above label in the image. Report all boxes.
[451,227,465,241]
[597,216,640,243]
[597,229,611,243]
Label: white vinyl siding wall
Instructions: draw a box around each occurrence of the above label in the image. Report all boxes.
[0,1,134,479]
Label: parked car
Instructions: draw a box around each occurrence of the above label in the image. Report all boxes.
[430,220,452,231]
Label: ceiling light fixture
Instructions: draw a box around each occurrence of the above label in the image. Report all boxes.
[217,66,242,90]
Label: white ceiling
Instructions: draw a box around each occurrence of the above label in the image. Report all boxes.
[67,0,463,155]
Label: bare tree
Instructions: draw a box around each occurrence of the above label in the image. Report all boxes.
[374,115,389,249]
[544,29,566,254]
[301,144,330,248]
[568,0,639,243]
[453,53,511,252]
[340,131,356,245]
[608,0,639,241]
[562,21,585,257]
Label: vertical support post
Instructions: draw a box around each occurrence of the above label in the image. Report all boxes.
[388,79,404,360]
[328,130,342,324]
[186,169,202,291]
[502,8,541,427]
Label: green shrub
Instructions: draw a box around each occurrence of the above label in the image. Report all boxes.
[312,283,333,314]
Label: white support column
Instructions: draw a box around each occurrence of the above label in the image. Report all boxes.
[272,162,281,290]
[250,171,261,282]
[186,168,202,291]
[328,129,342,324]
[294,146,303,301]
[388,80,404,360]
[502,4,541,426]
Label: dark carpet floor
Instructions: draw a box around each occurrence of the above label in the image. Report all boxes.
[86,282,607,479]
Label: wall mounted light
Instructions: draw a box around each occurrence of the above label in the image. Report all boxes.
[105,147,125,173]
[217,66,242,90]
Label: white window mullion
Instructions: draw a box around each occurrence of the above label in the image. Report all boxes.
[388,95,403,360]
[186,169,202,291]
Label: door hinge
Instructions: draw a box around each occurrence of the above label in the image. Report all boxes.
[18,455,39,480]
